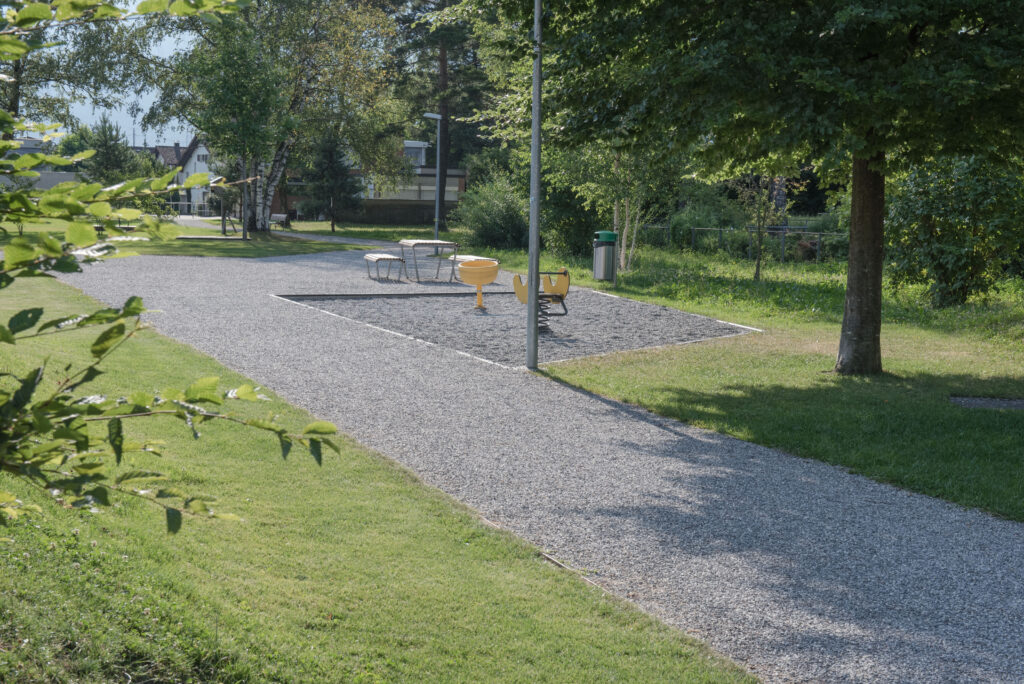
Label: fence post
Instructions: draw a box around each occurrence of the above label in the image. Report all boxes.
[747,227,752,259]
[816,231,822,262]
[780,229,786,263]
[691,227,696,249]
[718,227,723,249]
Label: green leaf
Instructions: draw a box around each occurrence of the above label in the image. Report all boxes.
[0,325,14,344]
[86,201,113,217]
[309,438,322,466]
[39,234,63,257]
[166,508,182,534]
[183,172,209,188]
[15,3,53,25]
[0,36,31,58]
[168,0,198,15]
[83,487,111,506]
[66,222,97,247]
[72,462,106,476]
[302,421,337,436]
[136,0,169,12]
[228,384,260,401]
[185,376,221,404]
[11,152,46,170]
[320,438,341,455]
[150,168,178,191]
[184,498,210,514]
[4,239,36,268]
[212,512,241,521]
[115,470,164,485]
[245,418,285,434]
[108,418,124,465]
[8,308,43,334]
[90,322,125,358]
[121,296,145,316]
[113,208,142,221]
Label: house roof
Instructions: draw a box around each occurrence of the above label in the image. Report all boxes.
[151,136,202,168]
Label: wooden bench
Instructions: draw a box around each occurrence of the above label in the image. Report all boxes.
[270,213,289,227]
[364,253,406,280]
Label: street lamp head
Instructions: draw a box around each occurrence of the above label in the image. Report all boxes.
[422,112,441,120]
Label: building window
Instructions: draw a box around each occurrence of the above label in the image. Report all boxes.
[197,154,209,163]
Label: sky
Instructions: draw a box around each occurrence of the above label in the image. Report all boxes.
[67,38,190,147]
[69,96,191,147]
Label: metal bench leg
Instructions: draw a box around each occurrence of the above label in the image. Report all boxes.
[408,246,421,281]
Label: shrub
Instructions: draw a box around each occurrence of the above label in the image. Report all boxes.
[669,181,748,249]
[541,185,601,256]
[886,156,1024,307]
[451,176,529,249]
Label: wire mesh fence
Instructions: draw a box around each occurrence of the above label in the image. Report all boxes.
[686,226,849,262]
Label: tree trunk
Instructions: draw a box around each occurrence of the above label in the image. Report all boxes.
[835,153,885,375]
[240,157,250,240]
[437,35,450,230]
[619,197,630,270]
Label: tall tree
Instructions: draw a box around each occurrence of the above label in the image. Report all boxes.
[500,0,1024,374]
[147,0,405,234]
[394,0,487,223]
[297,129,364,231]
[0,17,153,128]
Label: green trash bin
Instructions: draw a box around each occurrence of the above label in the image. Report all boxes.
[593,231,617,281]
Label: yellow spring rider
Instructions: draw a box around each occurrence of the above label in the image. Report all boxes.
[457,259,501,309]
[512,268,570,330]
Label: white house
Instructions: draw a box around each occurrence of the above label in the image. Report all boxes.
[150,136,213,214]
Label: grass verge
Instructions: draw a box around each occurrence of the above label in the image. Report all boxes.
[279,220,463,244]
[480,246,1024,521]
[0,276,750,683]
[2,218,357,258]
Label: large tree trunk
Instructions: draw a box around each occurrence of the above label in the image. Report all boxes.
[835,153,885,375]
[437,32,449,230]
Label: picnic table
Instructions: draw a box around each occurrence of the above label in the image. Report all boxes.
[398,239,459,282]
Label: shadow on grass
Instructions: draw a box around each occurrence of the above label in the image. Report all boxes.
[537,369,1024,680]
[544,368,1024,520]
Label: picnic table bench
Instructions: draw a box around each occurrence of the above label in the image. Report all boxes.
[364,253,406,280]
[398,239,459,281]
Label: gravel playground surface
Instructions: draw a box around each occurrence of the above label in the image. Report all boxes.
[285,288,744,367]
[58,248,1024,683]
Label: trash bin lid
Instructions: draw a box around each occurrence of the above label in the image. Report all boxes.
[594,230,618,242]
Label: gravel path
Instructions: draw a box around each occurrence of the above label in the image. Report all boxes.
[59,249,1024,683]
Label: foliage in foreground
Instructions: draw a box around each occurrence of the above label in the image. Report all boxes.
[0,0,336,534]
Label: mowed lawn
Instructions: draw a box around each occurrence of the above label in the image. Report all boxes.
[2,218,360,258]
[480,247,1024,522]
[0,276,751,683]
[281,220,459,244]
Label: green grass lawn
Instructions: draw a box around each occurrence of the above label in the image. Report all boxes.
[0,276,750,683]
[478,246,1024,521]
[2,218,358,258]
[280,220,465,244]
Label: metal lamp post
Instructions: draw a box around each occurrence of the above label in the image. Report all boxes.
[526,0,542,370]
[423,112,442,245]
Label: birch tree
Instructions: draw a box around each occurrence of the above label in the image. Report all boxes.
[148,0,402,233]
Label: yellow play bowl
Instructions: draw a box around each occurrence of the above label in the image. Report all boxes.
[458,259,500,309]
